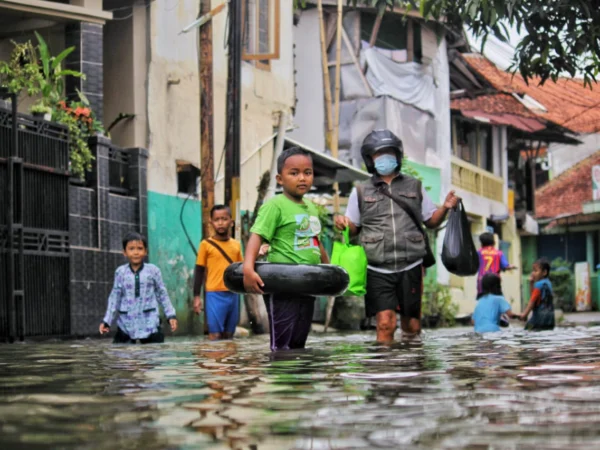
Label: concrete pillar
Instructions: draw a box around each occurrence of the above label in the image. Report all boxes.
[126,147,148,239]
[65,22,104,122]
[587,231,595,273]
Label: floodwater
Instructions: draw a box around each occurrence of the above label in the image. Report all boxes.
[3,327,600,450]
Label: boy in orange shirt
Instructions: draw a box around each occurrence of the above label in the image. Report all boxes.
[193,205,243,340]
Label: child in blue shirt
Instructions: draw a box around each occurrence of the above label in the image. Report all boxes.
[99,232,177,343]
[472,274,517,333]
[521,258,555,331]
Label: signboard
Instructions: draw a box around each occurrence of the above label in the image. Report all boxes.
[592,165,600,200]
[575,262,592,312]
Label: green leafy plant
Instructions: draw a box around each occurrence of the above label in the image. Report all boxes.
[422,281,458,327]
[0,40,42,96]
[550,257,575,312]
[30,100,52,115]
[52,90,105,179]
[34,31,84,107]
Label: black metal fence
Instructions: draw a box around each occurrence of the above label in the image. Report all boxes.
[0,96,148,340]
[0,98,71,340]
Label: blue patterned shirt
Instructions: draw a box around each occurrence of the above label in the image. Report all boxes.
[102,263,176,339]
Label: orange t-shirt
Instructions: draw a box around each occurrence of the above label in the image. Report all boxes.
[196,238,243,292]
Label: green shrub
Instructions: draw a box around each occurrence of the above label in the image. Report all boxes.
[549,258,574,312]
[422,282,458,327]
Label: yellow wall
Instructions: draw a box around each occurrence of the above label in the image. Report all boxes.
[449,215,523,315]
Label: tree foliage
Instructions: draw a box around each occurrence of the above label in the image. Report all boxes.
[324,0,600,87]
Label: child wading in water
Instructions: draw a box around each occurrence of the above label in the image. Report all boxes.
[521,259,555,330]
[243,147,329,351]
[472,273,518,333]
[193,205,243,340]
[100,232,177,343]
[476,232,516,299]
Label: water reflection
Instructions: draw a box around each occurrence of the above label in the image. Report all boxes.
[3,327,600,448]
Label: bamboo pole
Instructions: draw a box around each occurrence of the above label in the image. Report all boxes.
[325,0,344,334]
[317,0,333,147]
[342,28,372,96]
[331,0,343,214]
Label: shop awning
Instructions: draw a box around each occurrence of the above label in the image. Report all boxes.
[284,137,371,187]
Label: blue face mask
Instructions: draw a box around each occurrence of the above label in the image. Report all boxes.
[374,154,398,176]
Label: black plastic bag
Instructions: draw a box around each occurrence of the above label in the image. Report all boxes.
[441,200,480,276]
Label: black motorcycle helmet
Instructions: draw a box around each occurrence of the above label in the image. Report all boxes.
[360,129,404,174]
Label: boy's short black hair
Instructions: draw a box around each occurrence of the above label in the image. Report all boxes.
[277,147,313,174]
[481,273,502,296]
[479,232,495,247]
[211,204,232,218]
[533,258,551,278]
[122,232,147,250]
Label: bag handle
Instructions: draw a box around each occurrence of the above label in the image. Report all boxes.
[342,226,351,246]
[206,238,234,264]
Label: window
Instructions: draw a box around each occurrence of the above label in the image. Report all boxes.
[242,0,280,70]
[453,118,494,173]
[177,161,200,196]
[360,13,422,63]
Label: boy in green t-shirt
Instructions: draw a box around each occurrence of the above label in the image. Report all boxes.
[243,147,329,351]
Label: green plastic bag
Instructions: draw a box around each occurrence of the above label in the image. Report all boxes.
[331,227,367,296]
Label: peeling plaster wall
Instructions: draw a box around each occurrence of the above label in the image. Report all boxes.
[145,0,295,329]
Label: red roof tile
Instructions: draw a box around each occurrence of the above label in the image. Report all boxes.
[535,150,600,219]
[462,54,600,134]
[450,93,534,116]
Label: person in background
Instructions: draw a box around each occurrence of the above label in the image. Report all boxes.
[476,232,516,299]
[243,147,329,351]
[521,259,555,331]
[472,273,518,333]
[100,232,177,343]
[193,205,243,341]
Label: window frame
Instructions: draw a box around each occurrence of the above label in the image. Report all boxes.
[241,0,281,67]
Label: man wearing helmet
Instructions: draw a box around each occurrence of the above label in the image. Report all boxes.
[334,129,459,343]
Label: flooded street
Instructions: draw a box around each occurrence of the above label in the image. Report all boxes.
[3,327,600,449]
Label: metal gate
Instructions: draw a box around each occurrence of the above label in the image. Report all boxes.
[0,95,70,340]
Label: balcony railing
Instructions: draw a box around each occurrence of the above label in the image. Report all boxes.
[451,156,504,203]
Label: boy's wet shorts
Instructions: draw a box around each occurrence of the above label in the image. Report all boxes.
[206,291,240,334]
[364,265,423,319]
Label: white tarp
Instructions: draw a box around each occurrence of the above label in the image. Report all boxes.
[361,47,436,115]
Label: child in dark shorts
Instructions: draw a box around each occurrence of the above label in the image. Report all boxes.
[242,147,330,351]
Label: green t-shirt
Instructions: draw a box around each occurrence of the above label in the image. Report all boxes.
[250,194,322,265]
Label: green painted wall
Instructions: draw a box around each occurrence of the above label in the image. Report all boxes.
[521,235,538,274]
[404,159,442,204]
[147,191,202,335]
[404,160,442,284]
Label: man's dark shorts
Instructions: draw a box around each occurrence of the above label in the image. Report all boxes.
[365,265,423,318]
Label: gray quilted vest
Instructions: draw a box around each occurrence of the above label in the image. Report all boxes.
[358,174,427,271]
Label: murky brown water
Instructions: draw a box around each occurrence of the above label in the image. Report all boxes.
[3,327,600,449]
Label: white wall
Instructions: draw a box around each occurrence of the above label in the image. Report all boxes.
[429,31,452,204]
[146,0,296,209]
[287,9,326,151]
[549,134,600,178]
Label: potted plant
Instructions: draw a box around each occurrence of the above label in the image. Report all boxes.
[30,101,52,121]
